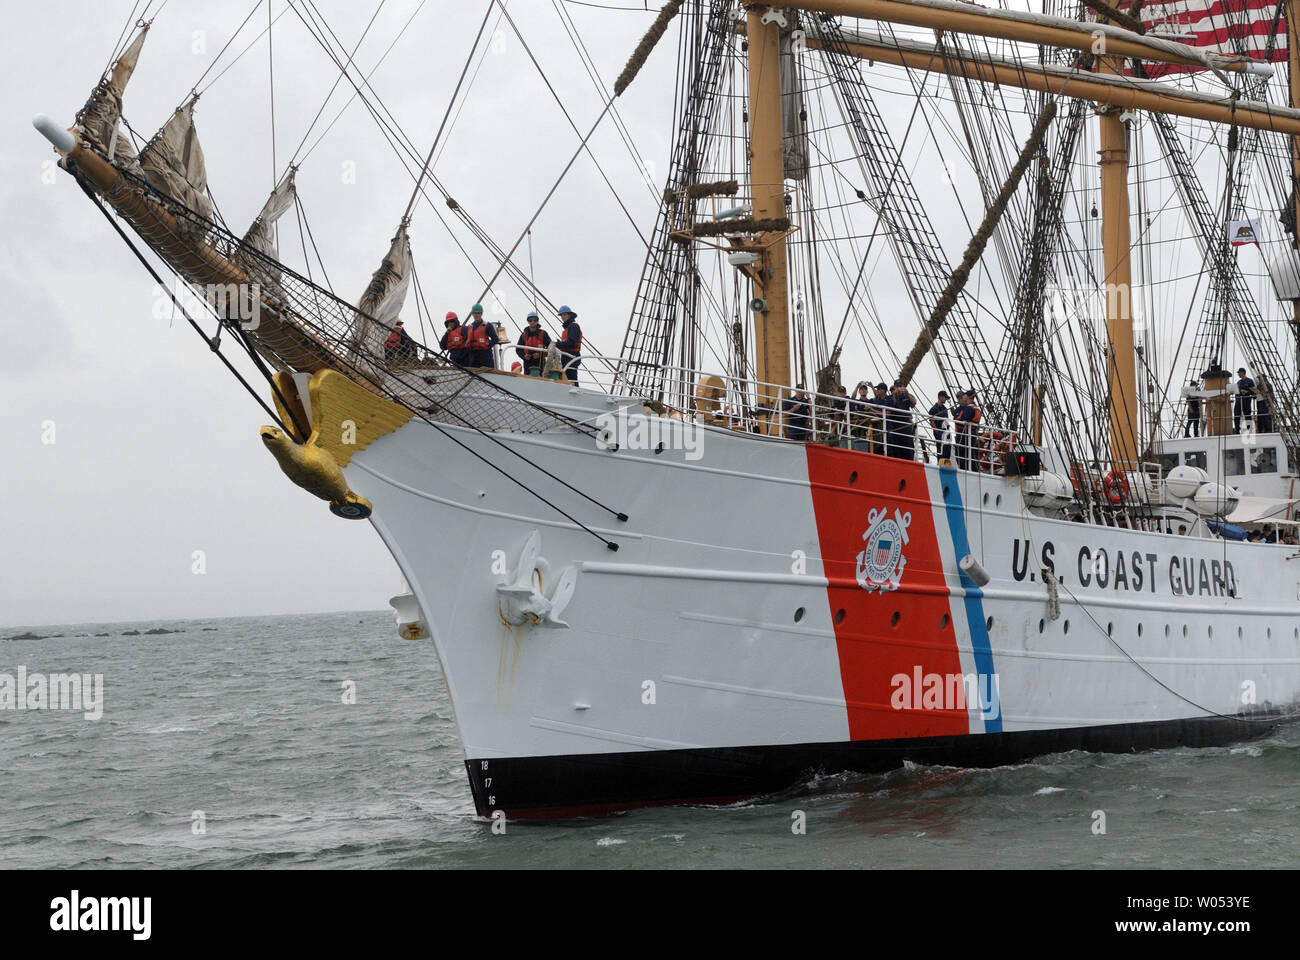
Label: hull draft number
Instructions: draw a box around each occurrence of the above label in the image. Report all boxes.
[856,507,912,593]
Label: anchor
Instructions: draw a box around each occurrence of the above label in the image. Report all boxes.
[496,530,578,628]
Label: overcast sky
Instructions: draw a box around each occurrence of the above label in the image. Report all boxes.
[2,1,1288,628]
[2,0,684,627]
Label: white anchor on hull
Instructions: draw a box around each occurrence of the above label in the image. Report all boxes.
[496,530,578,628]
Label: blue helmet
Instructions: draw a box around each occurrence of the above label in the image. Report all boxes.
[526,311,540,322]
[557,304,577,318]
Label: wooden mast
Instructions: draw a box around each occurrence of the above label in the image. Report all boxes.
[745,6,792,405]
[1097,56,1140,468]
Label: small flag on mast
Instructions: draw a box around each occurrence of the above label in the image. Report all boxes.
[1226,219,1262,248]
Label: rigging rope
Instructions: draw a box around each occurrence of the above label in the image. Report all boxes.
[400,0,496,224]
[79,181,304,438]
[83,174,630,548]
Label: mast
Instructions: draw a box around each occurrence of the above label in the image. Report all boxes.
[745,5,791,401]
[1097,56,1140,467]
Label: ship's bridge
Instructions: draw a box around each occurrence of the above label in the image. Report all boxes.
[1152,434,1295,500]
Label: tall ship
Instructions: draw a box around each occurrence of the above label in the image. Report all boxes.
[36,0,1300,818]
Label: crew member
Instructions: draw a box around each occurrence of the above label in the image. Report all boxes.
[1256,373,1273,432]
[781,385,811,442]
[556,305,583,384]
[929,390,952,464]
[1234,367,1255,433]
[463,304,498,369]
[383,324,403,362]
[886,382,917,460]
[954,390,983,471]
[830,386,850,433]
[868,382,890,453]
[1181,379,1201,437]
[516,312,551,376]
[439,312,469,366]
[384,319,416,363]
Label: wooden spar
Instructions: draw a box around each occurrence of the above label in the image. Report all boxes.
[746,7,792,404]
[63,135,341,375]
[796,31,1300,136]
[1097,56,1140,468]
[779,0,1270,74]
[896,102,1057,388]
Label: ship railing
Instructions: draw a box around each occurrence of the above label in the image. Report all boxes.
[1073,458,1178,513]
[490,349,1034,473]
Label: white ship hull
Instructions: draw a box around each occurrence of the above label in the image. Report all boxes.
[342,375,1300,818]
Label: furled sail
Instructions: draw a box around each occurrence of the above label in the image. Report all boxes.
[139,95,212,224]
[76,23,148,168]
[346,224,413,364]
[242,168,297,260]
[780,25,808,181]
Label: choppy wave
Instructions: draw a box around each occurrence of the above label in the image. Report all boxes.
[1,610,1297,869]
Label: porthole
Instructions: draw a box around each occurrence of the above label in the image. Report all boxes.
[995,495,1003,507]
[940,613,950,630]
[890,612,900,627]
[1038,619,1045,634]
[1208,626,1214,639]
[849,471,858,485]
[834,609,846,625]
[898,479,906,493]
[1267,626,1272,639]
[943,485,950,497]
[1107,622,1113,636]
[1137,623,1143,637]
[794,607,805,624]
[985,616,994,631]
[1063,619,1070,635]
[1237,627,1243,640]
[1183,625,1189,638]
[1164,625,1170,638]
[982,493,989,505]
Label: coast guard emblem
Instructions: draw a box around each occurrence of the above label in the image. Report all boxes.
[856,507,911,593]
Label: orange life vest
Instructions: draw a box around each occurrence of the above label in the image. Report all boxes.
[384,331,402,350]
[562,321,582,354]
[465,321,491,350]
[521,328,547,350]
[444,326,466,350]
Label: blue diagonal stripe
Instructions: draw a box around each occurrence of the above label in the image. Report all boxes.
[938,466,1001,733]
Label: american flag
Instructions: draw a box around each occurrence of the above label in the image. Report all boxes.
[1105,0,1288,77]
[875,538,893,567]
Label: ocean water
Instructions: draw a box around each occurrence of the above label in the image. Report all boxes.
[1,610,1297,869]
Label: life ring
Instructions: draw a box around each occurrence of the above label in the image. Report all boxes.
[1098,469,1130,505]
[991,430,1015,470]
[977,430,1016,471]
[976,431,993,471]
